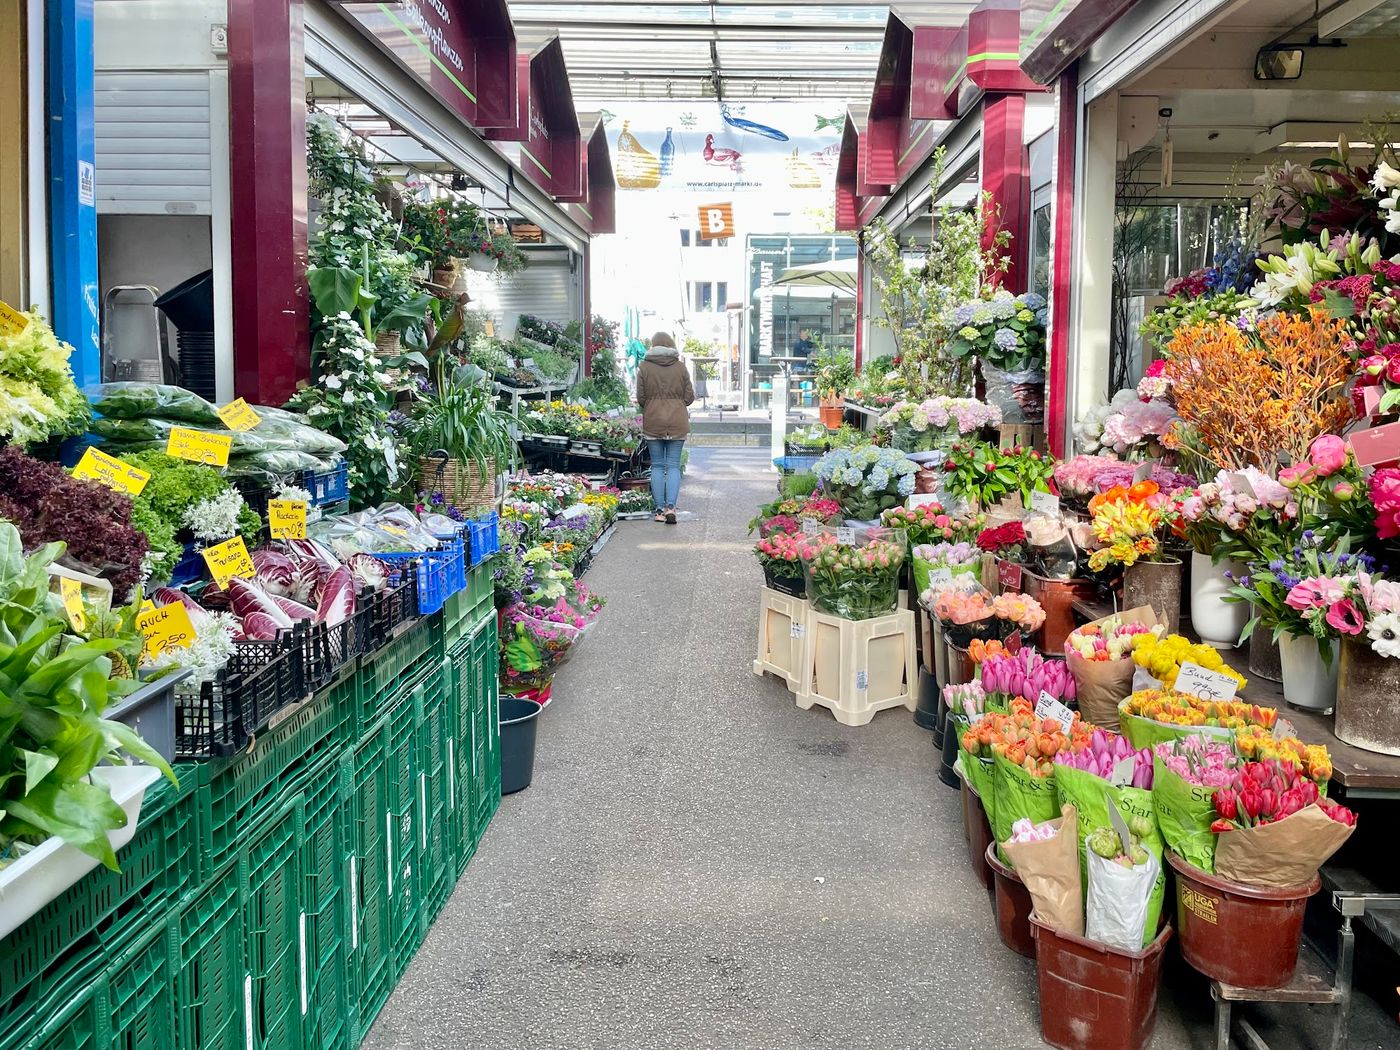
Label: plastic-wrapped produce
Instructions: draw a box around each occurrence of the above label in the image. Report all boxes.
[90,382,221,424]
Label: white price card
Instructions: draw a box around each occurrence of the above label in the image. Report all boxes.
[802,519,821,536]
[1035,691,1075,734]
[1030,490,1061,517]
[929,566,954,586]
[1173,661,1240,702]
[836,527,855,545]
[1110,756,1138,788]
[907,493,943,509]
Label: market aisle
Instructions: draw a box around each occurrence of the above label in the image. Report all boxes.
[363,448,1357,1050]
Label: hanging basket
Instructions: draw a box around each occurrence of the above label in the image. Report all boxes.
[374,330,402,355]
[418,454,498,515]
[466,253,499,273]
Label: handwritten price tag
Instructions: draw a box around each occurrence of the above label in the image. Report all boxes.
[1030,490,1060,517]
[997,559,1023,591]
[201,536,256,588]
[907,493,943,510]
[72,447,151,496]
[836,526,855,545]
[929,566,954,586]
[1173,661,1240,702]
[0,299,29,337]
[59,577,86,631]
[136,601,196,661]
[166,426,232,467]
[1035,691,1075,734]
[801,519,820,536]
[216,398,262,432]
[268,499,307,540]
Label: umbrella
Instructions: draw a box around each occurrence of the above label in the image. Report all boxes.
[772,258,858,296]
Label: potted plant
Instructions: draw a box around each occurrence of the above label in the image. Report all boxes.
[754,529,807,597]
[942,441,1055,512]
[944,289,1048,425]
[812,342,855,428]
[799,531,906,620]
[410,359,515,515]
[813,444,917,523]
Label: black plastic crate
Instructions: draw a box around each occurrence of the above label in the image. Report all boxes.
[174,625,308,759]
[303,601,365,693]
[361,572,420,656]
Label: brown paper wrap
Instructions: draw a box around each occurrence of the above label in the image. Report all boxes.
[1067,606,1165,731]
[1213,805,1355,888]
[1001,806,1084,937]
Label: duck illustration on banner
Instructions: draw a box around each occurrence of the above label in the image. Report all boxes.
[786,148,820,189]
[719,102,788,141]
[615,121,661,188]
[703,134,743,172]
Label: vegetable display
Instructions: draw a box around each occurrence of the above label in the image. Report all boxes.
[0,308,90,446]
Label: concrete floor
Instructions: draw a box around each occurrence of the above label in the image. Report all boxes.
[366,447,1395,1050]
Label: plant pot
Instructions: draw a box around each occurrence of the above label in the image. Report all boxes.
[1122,558,1182,635]
[432,266,458,287]
[762,566,806,598]
[500,695,543,794]
[1190,551,1247,649]
[1334,636,1400,755]
[1248,629,1284,683]
[1031,915,1172,1050]
[819,405,845,429]
[1167,851,1319,989]
[962,780,994,888]
[0,765,163,939]
[986,842,1036,958]
[418,454,498,516]
[1279,633,1339,713]
[931,616,948,688]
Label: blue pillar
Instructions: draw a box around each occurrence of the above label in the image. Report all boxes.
[47,0,100,386]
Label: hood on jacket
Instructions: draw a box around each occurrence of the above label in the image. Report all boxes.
[644,346,682,364]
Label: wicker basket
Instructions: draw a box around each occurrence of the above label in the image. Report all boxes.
[418,454,498,514]
[374,330,401,355]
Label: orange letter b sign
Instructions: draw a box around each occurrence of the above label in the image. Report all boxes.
[697,202,735,240]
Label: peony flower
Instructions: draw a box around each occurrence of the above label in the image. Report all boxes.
[1308,434,1347,477]
[1325,598,1365,635]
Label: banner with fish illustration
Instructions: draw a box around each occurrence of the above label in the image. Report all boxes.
[602,102,843,194]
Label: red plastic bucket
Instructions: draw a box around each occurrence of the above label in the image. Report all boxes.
[985,842,1035,958]
[962,780,994,891]
[1167,851,1320,989]
[1031,915,1173,1050]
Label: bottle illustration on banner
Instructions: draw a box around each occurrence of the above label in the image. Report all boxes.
[786,149,820,189]
[615,121,661,189]
[703,134,743,172]
[660,128,675,176]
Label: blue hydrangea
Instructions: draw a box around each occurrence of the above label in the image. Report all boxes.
[897,472,916,497]
[992,328,1018,352]
[989,295,1018,320]
[951,303,977,326]
[1034,307,1049,327]
[867,465,890,493]
[971,304,995,325]
[1020,292,1046,311]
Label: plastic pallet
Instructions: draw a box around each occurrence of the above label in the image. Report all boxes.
[466,511,500,565]
[106,922,175,1050]
[0,763,199,1020]
[752,587,811,691]
[795,608,919,726]
[240,800,304,1050]
[171,864,245,1050]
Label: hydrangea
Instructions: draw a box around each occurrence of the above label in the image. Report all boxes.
[989,294,1018,320]
[992,328,1018,352]
[1020,292,1046,311]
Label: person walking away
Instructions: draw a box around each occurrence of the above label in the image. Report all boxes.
[636,331,695,524]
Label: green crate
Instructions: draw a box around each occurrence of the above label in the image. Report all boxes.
[356,613,442,735]
[106,922,175,1050]
[0,947,108,1050]
[346,717,392,1041]
[385,678,423,979]
[444,569,493,650]
[446,642,478,875]
[171,863,244,1050]
[0,763,199,1023]
[472,616,502,837]
[240,800,303,1050]
[416,660,455,927]
[465,558,493,609]
[300,756,349,1050]
[201,672,351,871]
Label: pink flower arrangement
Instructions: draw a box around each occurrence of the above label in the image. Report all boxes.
[1064,618,1162,662]
[1136,358,1171,401]
[1370,468,1400,539]
[981,648,1076,704]
[1100,398,1177,453]
[931,587,995,625]
[1054,454,1126,499]
[1057,728,1153,788]
[759,513,801,537]
[944,679,989,719]
[991,592,1046,632]
[801,497,842,521]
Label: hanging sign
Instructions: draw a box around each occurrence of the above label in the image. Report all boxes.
[201,536,256,588]
[697,202,736,240]
[166,426,232,467]
[217,398,262,432]
[0,300,29,337]
[136,601,196,662]
[268,499,308,541]
[72,447,151,496]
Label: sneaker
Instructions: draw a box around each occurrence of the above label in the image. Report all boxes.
[665,508,677,524]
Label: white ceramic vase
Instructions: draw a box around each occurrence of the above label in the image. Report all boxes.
[1190,551,1247,649]
[1279,633,1339,712]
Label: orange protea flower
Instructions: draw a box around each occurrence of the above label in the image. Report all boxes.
[1163,308,1352,471]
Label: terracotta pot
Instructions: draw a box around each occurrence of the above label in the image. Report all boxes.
[1335,637,1400,755]
[1123,559,1182,634]
[819,405,845,429]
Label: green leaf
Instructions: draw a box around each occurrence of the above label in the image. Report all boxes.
[307,266,373,319]
[100,719,176,783]
[0,622,66,680]
[21,749,59,794]
[6,778,127,870]
[18,638,119,702]
[1378,387,1400,415]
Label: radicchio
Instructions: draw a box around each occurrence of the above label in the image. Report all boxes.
[252,548,297,596]
[348,553,388,592]
[286,538,340,573]
[228,577,293,630]
[274,595,317,621]
[314,566,355,628]
[151,586,212,631]
[241,612,283,641]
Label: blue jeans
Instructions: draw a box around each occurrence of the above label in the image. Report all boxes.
[647,438,685,509]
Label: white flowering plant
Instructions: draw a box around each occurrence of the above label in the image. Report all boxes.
[944,290,1047,372]
[814,444,918,520]
[184,488,253,544]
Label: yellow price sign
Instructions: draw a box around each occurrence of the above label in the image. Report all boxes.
[201,535,256,588]
[72,447,151,495]
[268,499,307,540]
[59,578,86,631]
[380,523,410,537]
[166,426,232,467]
[136,601,196,661]
[140,598,157,614]
[216,398,262,432]
[0,300,29,337]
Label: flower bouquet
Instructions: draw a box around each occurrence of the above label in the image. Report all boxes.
[1118,688,1278,751]
[980,648,1076,710]
[881,503,985,546]
[1063,612,1166,729]
[943,679,989,720]
[977,521,1027,561]
[926,586,1001,646]
[1151,736,1240,871]
[499,602,586,693]
[1170,468,1298,563]
[814,445,918,521]
[879,396,1001,453]
[910,540,980,595]
[1130,632,1245,692]
[800,530,907,620]
[1232,725,1331,785]
[754,530,808,597]
[942,441,1055,512]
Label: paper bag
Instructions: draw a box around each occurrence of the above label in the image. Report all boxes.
[1067,605,1164,730]
[1213,805,1355,887]
[991,752,1060,862]
[1002,806,1083,937]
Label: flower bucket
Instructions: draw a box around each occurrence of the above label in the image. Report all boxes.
[1334,636,1400,755]
[1122,559,1182,635]
[1190,551,1247,649]
[939,712,963,788]
[1019,571,1098,654]
[986,842,1036,957]
[961,779,994,889]
[1248,630,1283,683]
[1031,915,1172,1050]
[1167,851,1319,989]
[1279,634,1338,713]
[500,695,543,794]
[762,565,806,598]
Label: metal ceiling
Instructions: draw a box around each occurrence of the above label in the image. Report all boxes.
[506,2,982,101]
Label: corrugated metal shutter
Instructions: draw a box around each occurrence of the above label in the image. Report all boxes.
[94,72,212,215]
[465,249,578,337]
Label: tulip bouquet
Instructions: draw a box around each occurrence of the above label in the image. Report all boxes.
[928,585,997,628]
[968,637,1013,665]
[992,591,1047,633]
[980,648,1076,709]
[1130,633,1246,691]
[882,503,985,546]
[911,540,981,596]
[801,534,906,620]
[1055,728,1154,789]
[1233,725,1333,784]
[1064,615,1168,729]
[1119,688,1278,750]
[1211,760,1356,832]
[1065,618,1163,662]
[959,704,1029,805]
[1154,735,1240,788]
[944,680,989,719]
[987,701,1094,857]
[1151,735,1242,871]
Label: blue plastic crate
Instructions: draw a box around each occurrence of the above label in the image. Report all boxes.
[467,512,500,565]
[301,461,349,507]
[169,544,205,586]
[373,542,464,616]
[773,454,820,474]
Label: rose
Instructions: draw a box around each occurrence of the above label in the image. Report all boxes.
[1308,434,1348,477]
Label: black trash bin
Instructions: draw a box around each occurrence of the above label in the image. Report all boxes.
[154,270,216,401]
[500,696,543,794]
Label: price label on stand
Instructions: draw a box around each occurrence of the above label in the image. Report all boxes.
[1173,661,1240,702]
[136,602,196,661]
[216,398,262,432]
[1030,490,1060,517]
[1132,461,1154,484]
[801,519,820,536]
[997,560,1023,591]
[268,499,308,540]
[790,621,805,640]
[929,566,954,586]
[72,447,151,495]
[59,578,86,631]
[1035,691,1075,734]
[167,427,232,467]
[0,300,29,337]
[201,536,256,588]
[836,527,855,545]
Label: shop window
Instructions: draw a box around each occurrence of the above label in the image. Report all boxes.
[680,229,691,247]
[717,281,728,307]
[695,282,714,312]
[1030,202,1052,302]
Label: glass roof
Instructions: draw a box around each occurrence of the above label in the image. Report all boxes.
[507,1,982,103]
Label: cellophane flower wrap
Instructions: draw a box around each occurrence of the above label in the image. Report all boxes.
[753,529,807,585]
[1151,735,1240,872]
[910,540,979,595]
[1118,688,1277,751]
[815,445,918,521]
[881,502,985,546]
[499,602,585,692]
[800,528,907,620]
